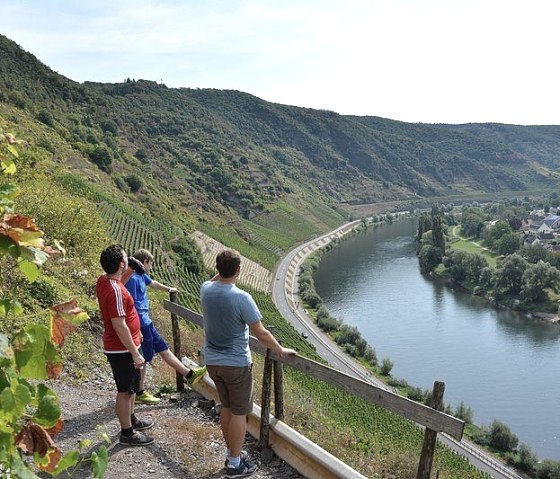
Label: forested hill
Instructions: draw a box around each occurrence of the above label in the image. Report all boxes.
[2,32,560,265]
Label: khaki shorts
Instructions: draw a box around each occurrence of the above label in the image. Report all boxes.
[207,364,253,415]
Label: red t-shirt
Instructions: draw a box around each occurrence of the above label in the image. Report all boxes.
[96,275,141,352]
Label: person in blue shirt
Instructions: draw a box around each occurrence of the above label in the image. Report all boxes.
[201,249,296,478]
[126,249,206,404]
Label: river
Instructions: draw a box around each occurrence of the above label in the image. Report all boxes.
[313,217,560,460]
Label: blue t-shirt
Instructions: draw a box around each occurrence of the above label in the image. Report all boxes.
[200,281,262,367]
[125,273,153,327]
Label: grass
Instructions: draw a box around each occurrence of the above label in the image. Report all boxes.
[450,225,499,267]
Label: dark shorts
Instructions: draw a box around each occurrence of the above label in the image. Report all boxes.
[207,364,253,415]
[140,322,169,362]
[105,351,141,394]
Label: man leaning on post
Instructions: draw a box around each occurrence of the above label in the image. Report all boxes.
[201,249,296,478]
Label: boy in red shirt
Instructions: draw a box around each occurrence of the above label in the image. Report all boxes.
[96,244,154,446]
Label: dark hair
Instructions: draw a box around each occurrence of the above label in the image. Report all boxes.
[100,244,126,274]
[216,250,240,278]
[132,249,153,264]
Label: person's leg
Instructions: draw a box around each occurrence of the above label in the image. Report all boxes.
[115,392,133,429]
[226,412,247,457]
[159,349,190,376]
[138,364,147,392]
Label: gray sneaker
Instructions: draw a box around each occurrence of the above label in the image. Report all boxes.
[119,431,154,446]
[226,458,257,478]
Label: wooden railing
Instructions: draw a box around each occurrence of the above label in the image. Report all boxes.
[164,298,464,479]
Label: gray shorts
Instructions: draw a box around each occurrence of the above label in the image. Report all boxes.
[207,364,253,415]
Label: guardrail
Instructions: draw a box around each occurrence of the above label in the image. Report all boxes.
[164,297,464,479]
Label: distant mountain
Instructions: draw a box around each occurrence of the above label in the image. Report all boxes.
[1,33,559,264]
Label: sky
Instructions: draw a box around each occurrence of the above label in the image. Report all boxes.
[3,0,560,125]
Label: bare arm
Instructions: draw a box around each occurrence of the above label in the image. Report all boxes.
[111,317,145,368]
[148,280,178,294]
[250,321,296,358]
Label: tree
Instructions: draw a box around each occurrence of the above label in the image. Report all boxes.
[537,460,560,479]
[496,232,520,256]
[482,220,511,248]
[461,208,485,238]
[516,443,538,474]
[521,261,560,302]
[520,244,549,264]
[489,420,518,452]
[418,244,443,274]
[454,401,473,424]
[494,254,528,294]
[431,214,445,251]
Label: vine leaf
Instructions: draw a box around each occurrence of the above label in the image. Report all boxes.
[12,325,63,380]
[50,299,89,348]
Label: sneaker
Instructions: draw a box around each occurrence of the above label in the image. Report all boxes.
[132,416,153,431]
[119,431,154,446]
[186,366,207,385]
[226,458,257,478]
[135,391,161,404]
[225,450,248,467]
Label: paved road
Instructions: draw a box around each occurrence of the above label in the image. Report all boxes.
[271,221,524,479]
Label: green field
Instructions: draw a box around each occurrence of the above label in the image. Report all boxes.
[450,226,499,267]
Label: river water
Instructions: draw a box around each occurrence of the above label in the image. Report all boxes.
[313,217,560,460]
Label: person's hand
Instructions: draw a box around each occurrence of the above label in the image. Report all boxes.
[132,352,145,369]
[277,347,297,359]
[168,287,179,294]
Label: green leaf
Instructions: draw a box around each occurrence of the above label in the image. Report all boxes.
[7,144,19,158]
[0,183,19,202]
[52,450,80,477]
[33,385,61,427]
[13,325,62,380]
[0,234,19,258]
[8,452,39,479]
[0,381,32,419]
[91,445,108,479]
[0,422,15,461]
[18,259,41,282]
[0,297,23,317]
[78,438,92,450]
[1,157,17,175]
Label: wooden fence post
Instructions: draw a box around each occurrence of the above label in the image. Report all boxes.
[273,358,284,420]
[416,381,445,479]
[259,348,274,461]
[169,291,184,392]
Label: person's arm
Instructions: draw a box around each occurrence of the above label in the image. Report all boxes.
[111,316,145,368]
[249,321,296,358]
[148,280,178,294]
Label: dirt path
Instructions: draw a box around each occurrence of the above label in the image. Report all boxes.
[49,366,302,479]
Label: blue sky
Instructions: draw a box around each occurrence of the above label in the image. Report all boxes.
[3,0,560,125]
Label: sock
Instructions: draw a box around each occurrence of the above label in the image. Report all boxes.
[121,427,133,437]
[137,389,144,396]
[228,456,241,468]
[185,370,193,379]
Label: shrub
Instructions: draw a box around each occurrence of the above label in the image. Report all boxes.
[37,109,55,127]
[124,173,144,193]
[170,236,204,275]
[114,175,129,192]
[489,420,518,452]
[380,357,394,376]
[87,144,113,171]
